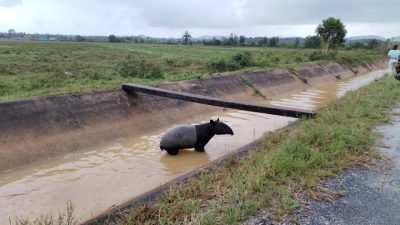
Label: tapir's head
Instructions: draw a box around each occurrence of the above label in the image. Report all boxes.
[210,118,234,135]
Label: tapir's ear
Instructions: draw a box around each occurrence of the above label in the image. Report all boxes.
[210,120,215,124]
[217,117,220,122]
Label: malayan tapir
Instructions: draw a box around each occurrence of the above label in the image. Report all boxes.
[160,118,234,155]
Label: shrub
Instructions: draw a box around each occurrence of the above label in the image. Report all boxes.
[309,51,323,61]
[83,70,114,81]
[231,52,253,67]
[207,52,254,73]
[309,50,338,61]
[271,57,280,63]
[164,57,175,66]
[294,56,303,63]
[206,58,239,73]
[117,57,164,80]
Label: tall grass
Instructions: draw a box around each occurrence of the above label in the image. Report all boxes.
[11,202,77,225]
[0,41,382,101]
[101,76,400,224]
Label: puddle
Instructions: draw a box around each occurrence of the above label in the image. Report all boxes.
[0,69,386,224]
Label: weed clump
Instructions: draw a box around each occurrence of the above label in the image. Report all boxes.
[11,201,77,225]
[207,52,254,73]
[231,51,253,67]
[117,57,164,80]
[164,57,175,66]
[308,50,338,61]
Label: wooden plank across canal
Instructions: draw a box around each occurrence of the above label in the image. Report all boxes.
[122,83,316,118]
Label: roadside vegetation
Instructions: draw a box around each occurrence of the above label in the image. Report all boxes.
[0,41,383,101]
[83,76,398,225]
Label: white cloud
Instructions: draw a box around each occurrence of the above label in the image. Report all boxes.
[0,0,399,37]
[0,0,22,7]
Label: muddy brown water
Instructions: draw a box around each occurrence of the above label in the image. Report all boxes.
[0,69,386,224]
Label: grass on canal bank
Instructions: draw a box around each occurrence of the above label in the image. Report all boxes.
[103,75,400,225]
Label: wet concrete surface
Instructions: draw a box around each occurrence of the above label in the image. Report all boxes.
[0,70,386,224]
[244,101,400,225]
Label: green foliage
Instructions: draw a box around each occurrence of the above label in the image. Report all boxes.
[304,35,321,49]
[0,41,383,101]
[309,50,338,61]
[108,34,123,43]
[269,37,279,47]
[224,33,239,46]
[74,35,85,42]
[231,51,253,67]
[164,57,175,66]
[207,52,254,72]
[367,39,380,50]
[293,38,300,48]
[117,57,164,80]
[182,31,192,45]
[239,35,246,46]
[11,202,77,225]
[316,17,347,50]
[258,37,269,47]
[346,41,367,50]
[206,58,240,73]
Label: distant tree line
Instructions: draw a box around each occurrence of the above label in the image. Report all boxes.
[0,26,388,51]
[202,34,282,47]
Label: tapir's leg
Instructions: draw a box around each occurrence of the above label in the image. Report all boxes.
[166,148,179,155]
[195,144,205,152]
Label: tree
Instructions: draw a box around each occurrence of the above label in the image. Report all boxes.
[269,37,279,47]
[225,33,238,46]
[367,39,380,50]
[258,37,268,47]
[239,35,246,46]
[347,41,366,50]
[316,17,347,52]
[182,31,192,45]
[75,35,86,42]
[294,37,300,48]
[304,35,321,48]
[108,34,120,43]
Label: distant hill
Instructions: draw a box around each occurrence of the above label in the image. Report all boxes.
[346,35,386,41]
[390,36,400,42]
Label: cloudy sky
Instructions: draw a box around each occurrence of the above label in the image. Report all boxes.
[0,0,399,38]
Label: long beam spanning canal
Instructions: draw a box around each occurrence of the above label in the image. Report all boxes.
[122,83,316,118]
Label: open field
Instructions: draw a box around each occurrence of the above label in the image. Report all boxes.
[0,41,383,101]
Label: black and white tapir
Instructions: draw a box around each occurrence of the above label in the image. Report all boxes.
[160,118,234,155]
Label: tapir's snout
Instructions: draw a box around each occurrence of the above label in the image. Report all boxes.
[229,129,234,135]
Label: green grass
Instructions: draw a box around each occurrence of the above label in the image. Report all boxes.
[0,41,382,101]
[95,76,398,225]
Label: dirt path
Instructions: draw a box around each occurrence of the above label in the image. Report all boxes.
[245,105,400,225]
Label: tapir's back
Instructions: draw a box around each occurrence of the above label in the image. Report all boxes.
[160,125,197,148]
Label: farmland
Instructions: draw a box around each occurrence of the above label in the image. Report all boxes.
[0,41,383,101]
